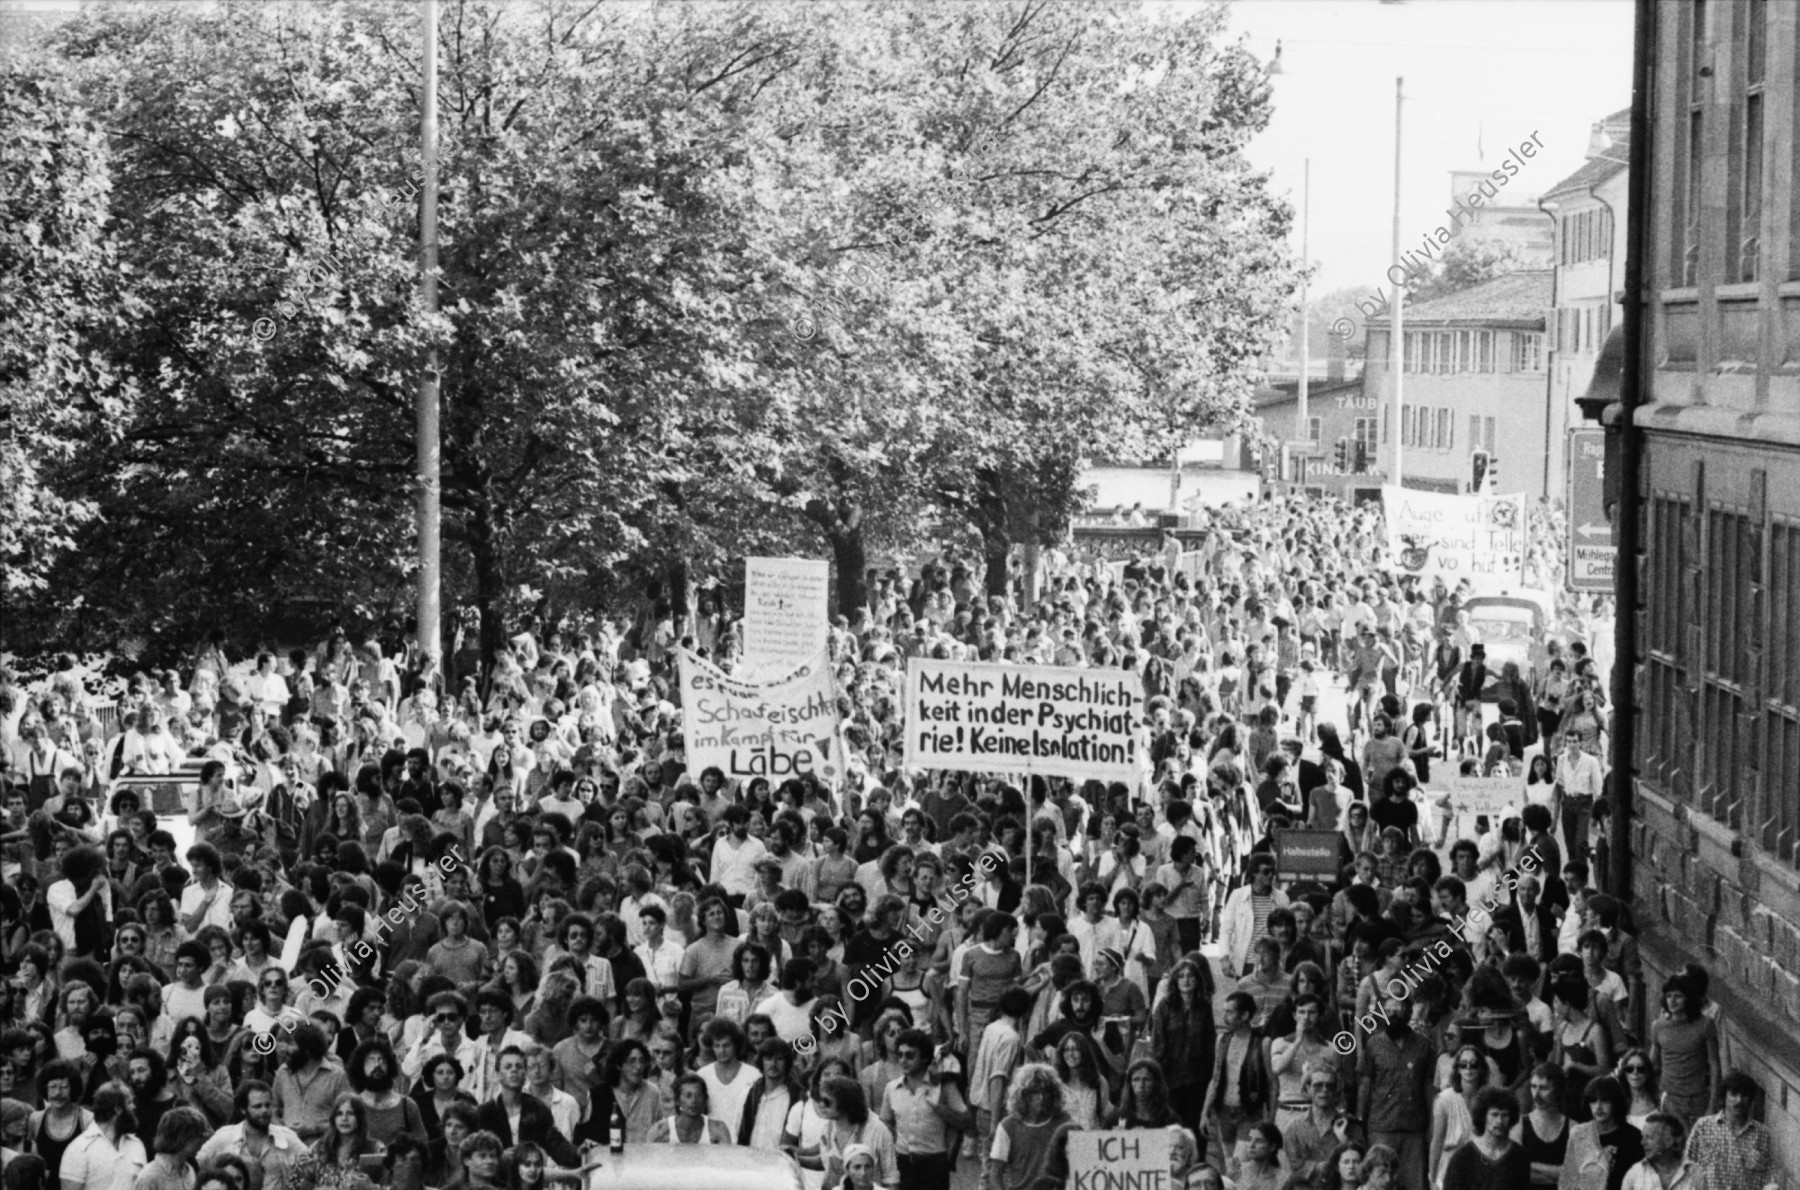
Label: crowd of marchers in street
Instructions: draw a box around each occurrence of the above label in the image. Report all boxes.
[0,492,1781,1190]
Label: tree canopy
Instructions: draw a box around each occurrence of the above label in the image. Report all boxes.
[1,0,1297,668]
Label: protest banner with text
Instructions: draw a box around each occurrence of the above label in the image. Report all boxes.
[902,660,1142,783]
[678,647,845,783]
[743,556,830,669]
[1065,1130,1170,1190]
[1383,486,1528,593]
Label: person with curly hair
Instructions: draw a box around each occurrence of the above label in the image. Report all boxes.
[985,1063,1072,1190]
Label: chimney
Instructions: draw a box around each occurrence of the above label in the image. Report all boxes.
[1327,330,1346,384]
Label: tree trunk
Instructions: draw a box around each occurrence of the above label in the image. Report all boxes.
[981,527,1010,598]
[469,493,507,684]
[827,524,868,618]
[667,559,693,628]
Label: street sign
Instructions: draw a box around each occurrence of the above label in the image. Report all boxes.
[1567,428,1614,592]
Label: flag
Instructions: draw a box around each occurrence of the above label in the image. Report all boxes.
[1477,122,1485,163]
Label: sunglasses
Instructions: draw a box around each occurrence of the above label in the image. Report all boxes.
[261,980,286,990]
[1624,1065,1649,1074]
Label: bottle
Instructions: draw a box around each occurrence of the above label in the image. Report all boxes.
[609,1099,626,1153]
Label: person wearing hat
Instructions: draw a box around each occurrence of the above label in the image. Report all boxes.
[1094,946,1147,1062]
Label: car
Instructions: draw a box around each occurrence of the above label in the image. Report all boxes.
[583,1144,805,1190]
[1465,592,1550,697]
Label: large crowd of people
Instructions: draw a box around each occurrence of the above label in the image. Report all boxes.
[0,492,1782,1190]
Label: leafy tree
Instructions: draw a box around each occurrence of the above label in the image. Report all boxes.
[1406,236,1534,304]
[0,62,145,597]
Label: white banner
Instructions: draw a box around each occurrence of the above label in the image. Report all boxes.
[678,648,844,784]
[743,557,830,668]
[901,660,1142,783]
[1065,1130,1171,1190]
[1383,486,1527,592]
[1448,773,1523,819]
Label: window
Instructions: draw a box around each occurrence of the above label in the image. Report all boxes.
[1353,418,1377,451]
[1401,408,1416,448]
[1697,506,1756,829]
[1405,332,1426,373]
[1766,520,1800,865]
[1641,495,1692,798]
[1437,409,1453,450]
[1485,417,1496,453]
[1680,0,1707,285]
[1733,0,1765,282]
[1476,330,1495,372]
[1470,415,1481,454]
[1512,332,1544,372]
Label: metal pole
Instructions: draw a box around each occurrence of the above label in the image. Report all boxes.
[1296,159,1311,469]
[416,0,442,675]
[1610,0,1653,903]
[1390,78,1405,488]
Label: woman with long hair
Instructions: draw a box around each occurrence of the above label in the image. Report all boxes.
[167,1016,235,1125]
[1051,1030,1111,1130]
[291,1094,386,1190]
[1615,1047,1661,1131]
[1150,959,1214,1139]
[611,979,661,1047]
[485,949,540,1022]
[1315,1142,1369,1190]
[477,847,527,930]
[1429,1043,1491,1188]
[988,1063,1075,1190]
[1107,1058,1178,1129]
[804,996,861,1074]
[324,792,365,851]
[781,1058,856,1190]
[1549,978,1611,1122]
[746,903,793,973]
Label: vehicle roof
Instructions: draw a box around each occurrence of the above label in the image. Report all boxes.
[583,1145,805,1190]
[1465,591,1552,617]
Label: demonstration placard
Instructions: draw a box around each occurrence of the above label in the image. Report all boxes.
[1383,486,1527,593]
[1066,1130,1170,1190]
[1449,774,1522,818]
[743,557,830,668]
[902,660,1142,783]
[678,648,845,783]
[1274,828,1344,880]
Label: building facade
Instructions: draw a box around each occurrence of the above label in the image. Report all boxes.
[1446,168,1555,264]
[1540,110,1631,505]
[1609,0,1800,1173]
[1364,271,1553,496]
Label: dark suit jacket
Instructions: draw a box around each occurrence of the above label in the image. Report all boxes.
[476,1092,578,1167]
[1495,902,1558,965]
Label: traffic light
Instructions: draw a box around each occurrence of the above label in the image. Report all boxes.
[1334,439,1348,471]
[1488,456,1500,490]
[1471,449,1491,492]
[1353,440,1369,473]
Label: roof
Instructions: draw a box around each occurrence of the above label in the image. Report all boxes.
[583,1146,804,1190]
[1254,378,1363,409]
[1367,271,1551,330]
[1544,142,1630,200]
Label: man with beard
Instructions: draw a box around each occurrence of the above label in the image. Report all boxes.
[124,1048,177,1156]
[59,1082,145,1190]
[709,805,768,908]
[348,1037,427,1147]
[196,1080,306,1190]
[270,1021,349,1144]
[1356,991,1434,1190]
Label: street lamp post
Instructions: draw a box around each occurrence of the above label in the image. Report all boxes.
[416,0,443,675]
[1297,158,1311,481]
[1389,76,1406,488]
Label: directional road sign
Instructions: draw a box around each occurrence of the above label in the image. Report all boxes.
[1567,428,1614,592]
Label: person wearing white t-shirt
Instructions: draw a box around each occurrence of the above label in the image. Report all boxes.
[59,1085,145,1190]
[752,959,821,1043]
[242,654,292,719]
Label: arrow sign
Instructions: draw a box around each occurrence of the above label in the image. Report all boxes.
[1566,429,1614,592]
